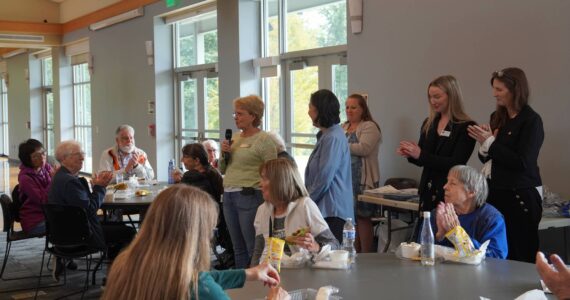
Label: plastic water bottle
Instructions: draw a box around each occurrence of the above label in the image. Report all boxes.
[342,218,356,264]
[420,211,435,266]
[167,159,175,184]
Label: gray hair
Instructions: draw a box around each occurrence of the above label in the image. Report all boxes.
[202,139,219,151]
[449,165,488,208]
[116,124,135,137]
[267,131,286,153]
[55,140,81,162]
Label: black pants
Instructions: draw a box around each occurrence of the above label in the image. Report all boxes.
[325,217,346,245]
[101,224,137,259]
[488,187,542,263]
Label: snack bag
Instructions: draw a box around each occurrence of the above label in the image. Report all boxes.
[262,237,285,272]
[444,225,476,257]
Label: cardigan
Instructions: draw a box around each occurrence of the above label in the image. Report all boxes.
[408,116,476,211]
[191,269,246,300]
[18,164,52,232]
[342,121,381,190]
[480,105,544,190]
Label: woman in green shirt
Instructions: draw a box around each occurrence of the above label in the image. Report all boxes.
[102,185,281,300]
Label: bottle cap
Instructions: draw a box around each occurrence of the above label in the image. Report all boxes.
[423,211,430,218]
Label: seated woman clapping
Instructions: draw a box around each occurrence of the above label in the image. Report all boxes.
[251,159,339,266]
[102,185,282,300]
[434,165,508,259]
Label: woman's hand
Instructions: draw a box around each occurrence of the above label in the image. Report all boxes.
[467,124,494,144]
[245,262,280,287]
[536,252,570,300]
[172,169,183,183]
[435,202,459,240]
[293,233,320,253]
[397,141,421,159]
[267,286,291,300]
[221,140,231,155]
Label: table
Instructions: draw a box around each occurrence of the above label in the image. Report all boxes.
[226,254,552,299]
[359,194,419,252]
[101,182,169,209]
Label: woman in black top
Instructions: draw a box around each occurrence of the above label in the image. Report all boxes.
[468,67,544,263]
[398,75,476,212]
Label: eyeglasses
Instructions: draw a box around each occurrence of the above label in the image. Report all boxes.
[492,70,516,85]
[31,150,47,159]
[206,148,217,153]
[69,151,86,157]
[232,111,250,118]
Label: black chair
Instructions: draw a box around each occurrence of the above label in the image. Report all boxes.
[34,204,104,300]
[0,191,46,283]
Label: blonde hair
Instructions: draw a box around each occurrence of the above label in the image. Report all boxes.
[260,158,308,205]
[422,75,472,136]
[102,185,218,300]
[234,95,265,127]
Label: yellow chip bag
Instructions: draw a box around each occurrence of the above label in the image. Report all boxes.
[262,237,285,272]
[444,225,476,257]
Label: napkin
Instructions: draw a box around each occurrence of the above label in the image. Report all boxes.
[514,289,547,300]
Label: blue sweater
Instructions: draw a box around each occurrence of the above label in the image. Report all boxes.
[434,203,508,259]
[191,269,246,300]
[304,124,354,220]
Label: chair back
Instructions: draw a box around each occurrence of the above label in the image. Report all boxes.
[11,184,22,222]
[0,194,14,233]
[44,204,92,248]
[384,178,418,190]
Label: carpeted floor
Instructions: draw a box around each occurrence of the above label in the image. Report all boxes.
[0,232,106,300]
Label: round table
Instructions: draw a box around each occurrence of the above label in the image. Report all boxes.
[226,254,551,299]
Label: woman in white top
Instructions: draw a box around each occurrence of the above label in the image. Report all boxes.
[251,158,339,266]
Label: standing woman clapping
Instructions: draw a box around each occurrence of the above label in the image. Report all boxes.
[397,75,476,212]
[467,67,544,263]
[342,94,381,253]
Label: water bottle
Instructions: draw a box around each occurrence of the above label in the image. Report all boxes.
[342,218,356,264]
[420,211,435,266]
[167,159,175,184]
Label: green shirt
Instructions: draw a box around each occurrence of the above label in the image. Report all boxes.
[221,131,277,188]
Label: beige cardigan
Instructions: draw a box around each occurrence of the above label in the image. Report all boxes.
[342,121,382,189]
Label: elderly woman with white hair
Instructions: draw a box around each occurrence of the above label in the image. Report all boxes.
[434,165,508,259]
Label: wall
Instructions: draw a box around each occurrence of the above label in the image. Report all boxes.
[6,53,30,156]
[348,0,570,197]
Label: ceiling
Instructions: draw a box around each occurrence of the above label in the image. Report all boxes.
[0,0,126,58]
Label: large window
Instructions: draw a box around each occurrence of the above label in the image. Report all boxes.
[260,0,347,174]
[72,63,92,173]
[0,77,7,156]
[41,57,55,156]
[173,6,220,163]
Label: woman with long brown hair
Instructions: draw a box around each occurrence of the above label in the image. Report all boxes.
[468,67,544,263]
[397,75,476,212]
[342,94,381,253]
[102,185,280,300]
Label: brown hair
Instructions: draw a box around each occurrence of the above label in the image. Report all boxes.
[343,93,381,133]
[489,67,530,131]
[260,158,308,206]
[422,75,472,136]
[102,185,218,300]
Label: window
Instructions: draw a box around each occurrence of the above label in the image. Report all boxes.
[0,77,7,156]
[173,6,220,163]
[41,57,55,156]
[260,0,348,174]
[72,63,92,173]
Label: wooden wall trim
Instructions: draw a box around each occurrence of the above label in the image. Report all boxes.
[63,0,161,33]
[0,21,63,35]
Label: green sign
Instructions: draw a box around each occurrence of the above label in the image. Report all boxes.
[165,0,182,8]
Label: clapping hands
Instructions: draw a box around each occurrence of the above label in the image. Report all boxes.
[435,202,460,241]
[467,124,497,144]
[397,140,421,159]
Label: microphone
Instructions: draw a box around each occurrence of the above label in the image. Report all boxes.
[224,129,232,163]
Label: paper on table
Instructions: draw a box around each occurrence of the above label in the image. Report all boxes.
[514,289,547,300]
[364,185,418,195]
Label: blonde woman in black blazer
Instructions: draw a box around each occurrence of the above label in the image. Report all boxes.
[468,67,544,263]
[398,75,476,212]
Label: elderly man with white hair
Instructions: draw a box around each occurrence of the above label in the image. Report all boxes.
[99,124,154,182]
[48,141,136,281]
[433,165,508,259]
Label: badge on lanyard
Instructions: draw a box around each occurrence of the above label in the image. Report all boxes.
[440,130,451,137]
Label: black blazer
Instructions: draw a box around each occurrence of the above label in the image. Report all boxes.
[408,116,476,211]
[479,105,543,190]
